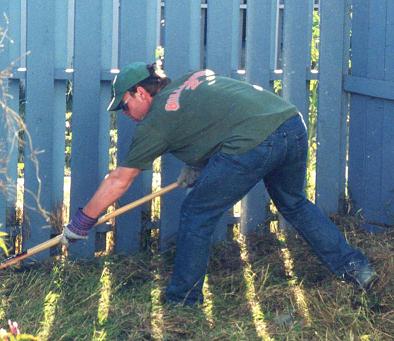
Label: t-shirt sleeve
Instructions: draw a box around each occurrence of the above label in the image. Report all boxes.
[120,123,169,170]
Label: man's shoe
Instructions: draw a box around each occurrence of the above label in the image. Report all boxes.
[343,261,378,291]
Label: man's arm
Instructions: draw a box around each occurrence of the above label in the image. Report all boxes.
[63,166,141,241]
[83,166,141,218]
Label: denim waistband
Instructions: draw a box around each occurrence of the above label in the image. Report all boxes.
[273,112,304,135]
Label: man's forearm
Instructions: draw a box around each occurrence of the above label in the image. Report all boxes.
[82,167,140,218]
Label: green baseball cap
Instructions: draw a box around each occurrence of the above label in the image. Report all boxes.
[107,62,150,111]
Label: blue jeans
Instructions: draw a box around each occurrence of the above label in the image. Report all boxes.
[166,113,367,305]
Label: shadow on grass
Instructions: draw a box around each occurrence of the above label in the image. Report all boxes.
[206,237,264,340]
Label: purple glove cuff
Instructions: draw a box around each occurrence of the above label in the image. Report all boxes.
[67,208,98,237]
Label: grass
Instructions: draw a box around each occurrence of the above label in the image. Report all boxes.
[0,217,393,340]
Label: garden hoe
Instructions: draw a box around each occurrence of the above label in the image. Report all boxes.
[0,182,179,270]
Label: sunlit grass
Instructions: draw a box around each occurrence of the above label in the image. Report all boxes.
[150,275,164,341]
[150,245,164,341]
[202,277,214,328]
[0,223,392,339]
[38,291,61,340]
[36,258,65,340]
[234,225,273,341]
[270,221,312,326]
[149,160,165,341]
[93,261,113,341]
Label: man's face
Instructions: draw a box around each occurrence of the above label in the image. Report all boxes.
[121,87,153,121]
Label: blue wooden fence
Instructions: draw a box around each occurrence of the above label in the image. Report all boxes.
[0,0,393,261]
[346,0,394,228]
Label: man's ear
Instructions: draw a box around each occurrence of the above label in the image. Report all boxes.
[136,86,145,95]
[137,86,151,100]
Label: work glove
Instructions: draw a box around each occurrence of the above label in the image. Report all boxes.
[62,208,98,244]
[177,165,202,188]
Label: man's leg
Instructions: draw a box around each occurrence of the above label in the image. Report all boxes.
[166,143,273,305]
[263,116,375,288]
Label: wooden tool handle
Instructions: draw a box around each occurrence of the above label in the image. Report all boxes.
[0,182,179,270]
[95,182,178,225]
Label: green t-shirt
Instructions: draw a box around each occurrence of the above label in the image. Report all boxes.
[121,70,298,170]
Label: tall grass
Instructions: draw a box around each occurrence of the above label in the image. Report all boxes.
[0,220,392,340]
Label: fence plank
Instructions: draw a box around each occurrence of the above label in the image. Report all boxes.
[362,2,388,223]
[315,0,349,215]
[119,0,160,64]
[22,0,55,258]
[206,0,240,76]
[245,0,276,88]
[51,0,69,226]
[348,0,390,224]
[205,0,243,242]
[1,0,24,242]
[159,0,202,250]
[282,0,313,119]
[241,0,277,234]
[382,1,394,224]
[348,0,368,216]
[69,0,102,258]
[348,0,394,226]
[115,0,160,253]
[0,1,11,235]
[1,80,19,237]
[279,0,313,231]
[90,0,112,247]
[165,0,201,76]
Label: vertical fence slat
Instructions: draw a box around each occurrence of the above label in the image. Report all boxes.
[282,0,313,119]
[245,0,276,88]
[348,0,368,215]
[348,0,394,225]
[349,0,386,223]
[69,0,102,258]
[8,0,22,65]
[382,2,394,224]
[115,0,160,253]
[362,3,387,223]
[97,0,112,214]
[205,0,242,242]
[165,0,201,77]
[97,0,113,237]
[0,1,11,236]
[119,0,160,64]
[4,0,21,220]
[159,0,201,250]
[0,0,22,241]
[240,0,277,235]
[23,0,55,257]
[278,0,313,231]
[52,0,69,218]
[206,0,240,76]
[315,0,349,215]
[0,79,19,240]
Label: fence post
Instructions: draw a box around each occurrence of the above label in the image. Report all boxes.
[159,0,201,249]
[69,0,102,258]
[0,1,22,244]
[315,0,350,215]
[206,0,240,77]
[115,0,161,253]
[22,0,56,259]
[242,0,278,235]
[282,0,313,121]
[348,0,394,226]
[0,1,11,237]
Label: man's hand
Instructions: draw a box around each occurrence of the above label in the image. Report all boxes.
[177,165,202,188]
[63,208,98,243]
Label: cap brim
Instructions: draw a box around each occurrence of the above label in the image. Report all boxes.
[107,95,122,112]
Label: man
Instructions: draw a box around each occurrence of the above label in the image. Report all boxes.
[64,62,377,306]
